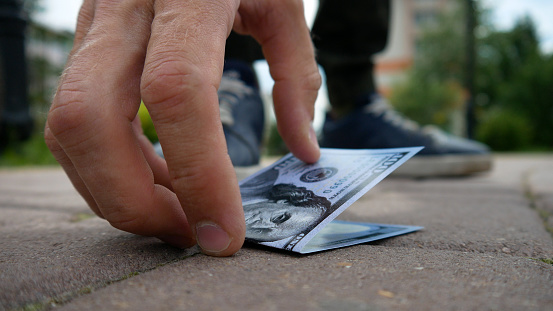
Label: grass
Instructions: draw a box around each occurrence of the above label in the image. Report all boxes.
[529,258,553,266]
[539,258,553,265]
[0,132,58,167]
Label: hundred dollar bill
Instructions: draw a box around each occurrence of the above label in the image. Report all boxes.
[239,147,424,254]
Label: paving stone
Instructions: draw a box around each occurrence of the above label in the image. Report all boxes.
[1,155,552,310]
[59,246,553,311]
[0,169,199,310]
[523,155,553,233]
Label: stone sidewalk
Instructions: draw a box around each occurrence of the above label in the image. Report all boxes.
[1,155,552,310]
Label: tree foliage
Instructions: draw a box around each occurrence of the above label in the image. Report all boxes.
[23,0,43,18]
[390,1,553,151]
[390,2,467,134]
[477,17,553,149]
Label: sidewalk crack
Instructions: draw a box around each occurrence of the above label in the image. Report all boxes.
[522,169,553,239]
[16,248,202,311]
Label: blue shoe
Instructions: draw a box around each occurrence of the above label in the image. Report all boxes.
[319,96,492,177]
[154,60,264,168]
[219,60,265,166]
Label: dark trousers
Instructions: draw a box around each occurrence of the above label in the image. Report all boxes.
[0,0,32,148]
[225,0,390,116]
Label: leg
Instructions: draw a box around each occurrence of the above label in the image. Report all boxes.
[224,31,263,65]
[313,0,492,177]
[221,32,265,167]
[312,0,390,118]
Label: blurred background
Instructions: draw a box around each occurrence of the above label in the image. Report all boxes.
[1,0,552,166]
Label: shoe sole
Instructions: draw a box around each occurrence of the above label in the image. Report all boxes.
[392,154,493,178]
[234,154,492,180]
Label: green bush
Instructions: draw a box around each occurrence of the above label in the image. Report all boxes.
[138,103,158,142]
[389,76,465,132]
[476,108,533,151]
[0,104,157,167]
[264,123,288,156]
[0,132,58,166]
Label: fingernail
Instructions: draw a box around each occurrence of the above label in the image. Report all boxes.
[196,222,231,253]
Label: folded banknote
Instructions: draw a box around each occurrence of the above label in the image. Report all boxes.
[239,147,424,254]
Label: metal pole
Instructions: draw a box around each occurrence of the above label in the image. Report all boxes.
[0,0,33,150]
[465,0,476,139]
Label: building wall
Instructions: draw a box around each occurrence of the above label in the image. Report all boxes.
[374,0,453,96]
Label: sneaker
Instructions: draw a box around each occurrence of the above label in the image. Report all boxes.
[319,96,492,177]
[154,60,265,171]
[218,60,265,167]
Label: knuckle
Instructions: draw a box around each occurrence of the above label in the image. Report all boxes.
[169,157,204,186]
[99,200,147,234]
[169,158,213,204]
[304,68,322,92]
[109,215,145,234]
[48,87,91,140]
[141,59,215,119]
[142,59,192,102]
[94,0,154,26]
[43,124,62,153]
[47,78,103,155]
[43,124,56,145]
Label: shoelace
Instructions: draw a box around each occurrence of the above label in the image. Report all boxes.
[218,71,254,126]
[363,96,421,132]
[364,97,457,145]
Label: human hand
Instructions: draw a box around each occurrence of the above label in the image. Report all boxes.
[44,0,320,256]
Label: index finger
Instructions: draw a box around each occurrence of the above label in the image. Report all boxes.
[140,0,245,256]
[235,0,322,163]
